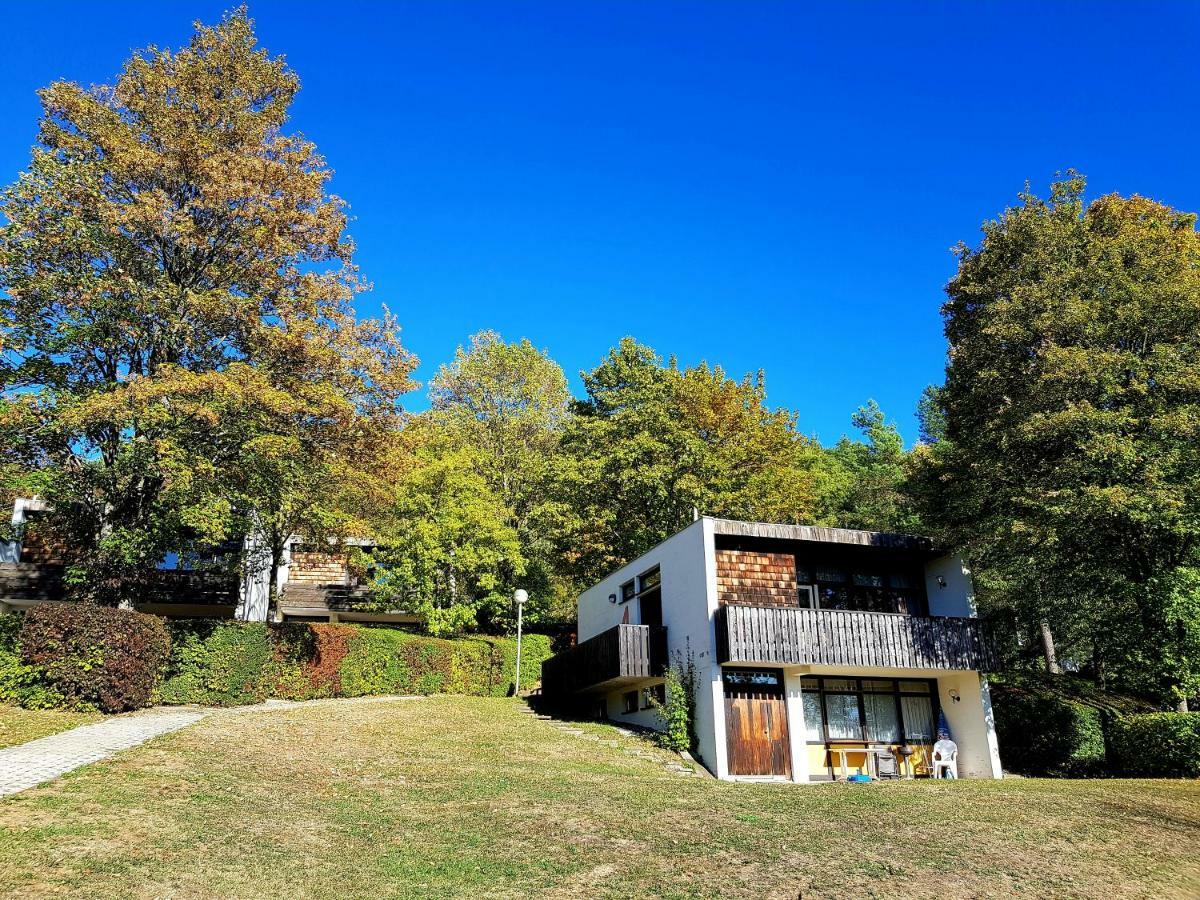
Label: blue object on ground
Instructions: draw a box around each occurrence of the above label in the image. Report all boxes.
[848,774,872,783]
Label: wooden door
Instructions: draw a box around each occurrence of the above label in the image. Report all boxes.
[724,670,791,777]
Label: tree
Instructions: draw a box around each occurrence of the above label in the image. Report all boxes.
[0,9,414,601]
[425,331,573,625]
[911,173,1200,708]
[556,338,836,584]
[828,400,919,533]
[369,430,523,635]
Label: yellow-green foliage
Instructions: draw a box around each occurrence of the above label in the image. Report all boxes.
[153,620,554,706]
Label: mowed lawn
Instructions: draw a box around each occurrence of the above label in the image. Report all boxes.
[0,706,101,749]
[0,697,1197,899]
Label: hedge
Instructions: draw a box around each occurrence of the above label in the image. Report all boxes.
[18,605,171,713]
[156,621,554,707]
[0,612,555,711]
[990,675,1120,776]
[1108,713,1200,778]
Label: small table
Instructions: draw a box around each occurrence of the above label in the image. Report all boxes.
[828,744,874,780]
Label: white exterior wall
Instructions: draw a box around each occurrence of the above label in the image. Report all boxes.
[580,518,727,777]
[924,554,976,617]
[783,668,810,782]
[938,671,1003,778]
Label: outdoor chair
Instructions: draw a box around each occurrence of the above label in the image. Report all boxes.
[870,746,900,779]
[931,739,958,779]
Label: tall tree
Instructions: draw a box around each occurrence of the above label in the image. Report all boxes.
[910,174,1200,708]
[556,338,836,584]
[425,332,573,624]
[0,9,414,601]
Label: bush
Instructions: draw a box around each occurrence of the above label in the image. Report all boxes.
[990,676,1109,776]
[1108,713,1200,778]
[490,632,554,697]
[338,628,504,697]
[158,621,276,706]
[0,612,62,709]
[19,604,170,712]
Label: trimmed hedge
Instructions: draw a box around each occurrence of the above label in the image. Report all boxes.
[156,621,555,707]
[1108,713,1200,778]
[1,612,554,711]
[18,605,171,713]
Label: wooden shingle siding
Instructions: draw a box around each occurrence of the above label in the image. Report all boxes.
[717,604,999,671]
[289,551,350,586]
[716,549,799,607]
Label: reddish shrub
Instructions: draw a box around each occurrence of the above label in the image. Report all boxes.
[304,624,352,694]
[20,604,171,712]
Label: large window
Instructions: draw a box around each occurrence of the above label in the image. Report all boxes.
[805,565,926,615]
[800,677,938,745]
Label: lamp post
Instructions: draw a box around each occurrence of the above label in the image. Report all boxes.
[513,589,528,696]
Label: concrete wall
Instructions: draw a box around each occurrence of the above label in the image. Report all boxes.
[937,670,1003,778]
[924,554,976,617]
[577,518,727,776]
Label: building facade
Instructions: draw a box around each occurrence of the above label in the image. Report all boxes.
[542,517,1003,782]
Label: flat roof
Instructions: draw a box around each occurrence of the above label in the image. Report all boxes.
[709,517,936,553]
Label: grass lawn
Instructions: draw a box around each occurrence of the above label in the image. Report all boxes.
[1,696,1197,899]
[0,705,101,749]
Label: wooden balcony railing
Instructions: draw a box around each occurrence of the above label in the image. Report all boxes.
[716,604,999,671]
[541,623,668,698]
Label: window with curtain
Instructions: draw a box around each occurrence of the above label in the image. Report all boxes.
[823,693,862,740]
[803,692,824,741]
[901,695,935,741]
[864,693,901,742]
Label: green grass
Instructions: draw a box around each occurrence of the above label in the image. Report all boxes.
[1,696,1198,898]
[0,705,101,749]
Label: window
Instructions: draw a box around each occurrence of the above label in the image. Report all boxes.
[641,683,666,709]
[823,693,861,740]
[637,567,661,592]
[620,580,636,603]
[622,690,639,714]
[901,695,935,741]
[797,559,928,615]
[801,677,939,747]
[802,683,824,742]
[863,693,901,742]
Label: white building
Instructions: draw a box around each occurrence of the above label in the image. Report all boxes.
[543,517,1003,782]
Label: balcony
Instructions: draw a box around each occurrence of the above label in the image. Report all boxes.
[716,604,999,671]
[541,623,668,699]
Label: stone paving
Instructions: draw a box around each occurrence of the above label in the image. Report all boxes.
[0,709,205,797]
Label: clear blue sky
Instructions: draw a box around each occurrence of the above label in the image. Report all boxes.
[2,2,1198,444]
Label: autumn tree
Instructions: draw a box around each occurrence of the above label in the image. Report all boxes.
[556,338,837,584]
[0,9,414,603]
[425,331,573,623]
[911,174,1200,709]
[369,423,523,635]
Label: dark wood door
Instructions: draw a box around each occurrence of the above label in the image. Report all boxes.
[724,672,791,777]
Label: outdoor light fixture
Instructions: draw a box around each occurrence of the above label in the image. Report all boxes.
[949,689,961,703]
[513,589,529,696]
[936,576,947,588]
[609,593,618,604]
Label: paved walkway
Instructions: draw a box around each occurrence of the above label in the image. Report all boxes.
[0,709,205,797]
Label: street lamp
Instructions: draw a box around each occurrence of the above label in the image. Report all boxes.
[513,589,529,696]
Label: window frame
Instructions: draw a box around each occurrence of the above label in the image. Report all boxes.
[801,676,939,746]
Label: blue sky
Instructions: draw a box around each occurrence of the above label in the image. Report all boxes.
[1,2,1198,444]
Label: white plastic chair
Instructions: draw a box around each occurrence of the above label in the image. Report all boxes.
[932,739,958,779]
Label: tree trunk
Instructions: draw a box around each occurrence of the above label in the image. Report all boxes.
[1178,697,1191,713]
[267,544,284,623]
[1040,621,1062,675]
